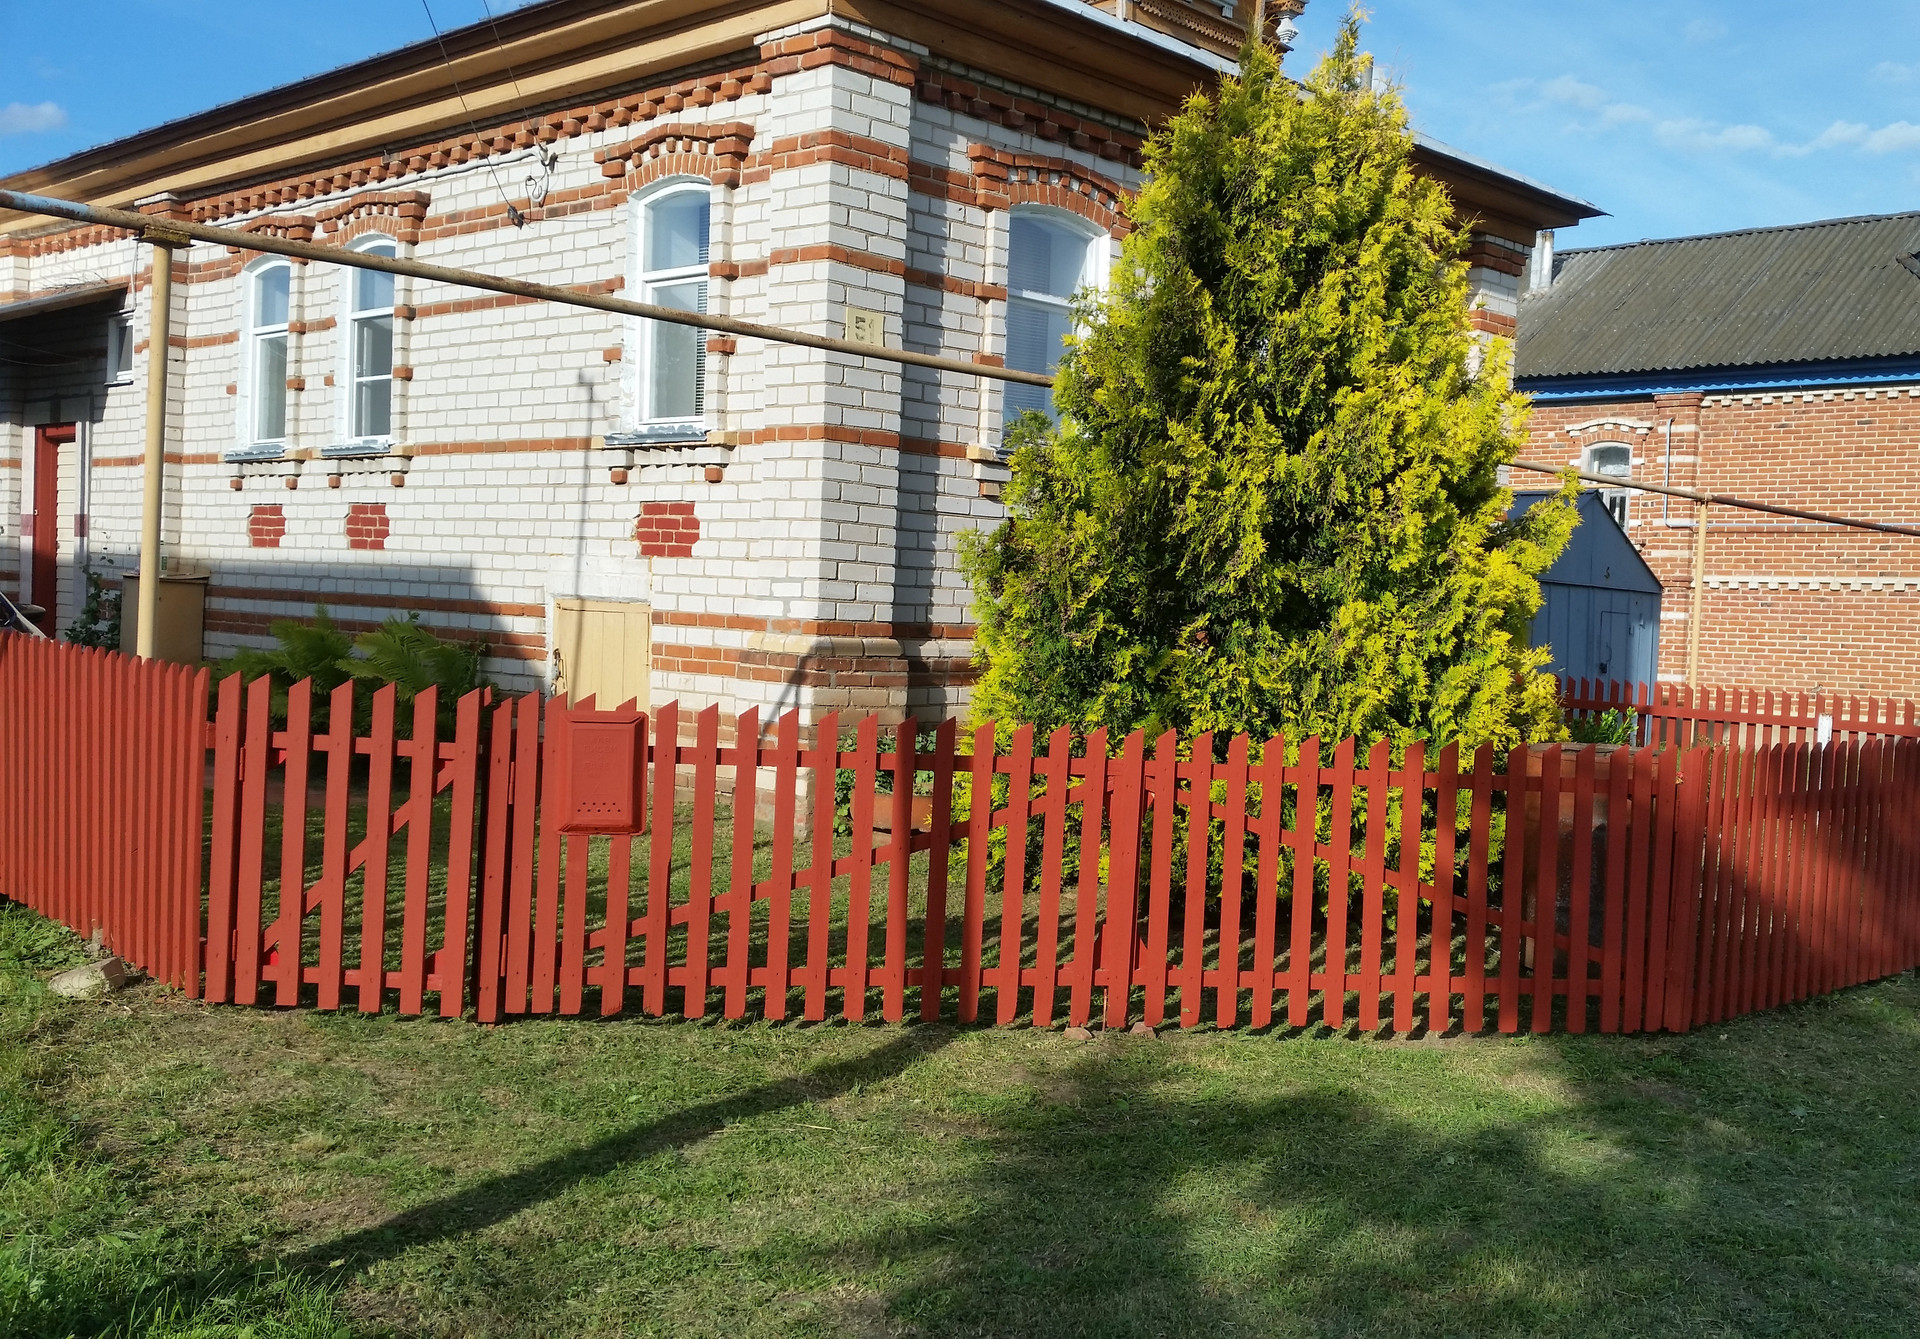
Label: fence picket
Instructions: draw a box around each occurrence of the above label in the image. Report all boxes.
[1069,729,1109,1029]
[1530,745,1562,1035]
[1429,743,1459,1035]
[996,725,1035,1026]
[843,714,878,1022]
[881,718,914,1023]
[1324,739,1356,1030]
[805,711,839,1023]
[686,704,723,1019]
[1104,730,1147,1030]
[725,708,762,1021]
[1599,745,1631,1032]
[1566,746,1597,1034]
[767,710,801,1022]
[1032,726,1072,1029]
[959,722,994,1024]
[1178,735,1214,1029]
[1357,740,1389,1034]
[400,687,439,1017]
[1250,734,1287,1031]
[1497,750,1528,1034]
[529,693,563,1015]
[1463,745,1494,1033]
[1287,738,1321,1030]
[920,717,959,1022]
[1141,731,1180,1029]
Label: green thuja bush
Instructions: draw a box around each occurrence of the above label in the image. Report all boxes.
[961,18,1579,757]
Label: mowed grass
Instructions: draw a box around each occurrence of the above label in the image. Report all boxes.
[6,900,1920,1338]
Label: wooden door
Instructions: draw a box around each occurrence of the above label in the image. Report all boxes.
[28,424,74,630]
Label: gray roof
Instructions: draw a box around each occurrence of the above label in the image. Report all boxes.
[1516,212,1920,381]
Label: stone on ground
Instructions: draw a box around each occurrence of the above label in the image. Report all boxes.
[48,956,133,1000]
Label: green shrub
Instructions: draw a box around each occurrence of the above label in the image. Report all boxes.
[1568,707,1637,746]
[62,569,122,648]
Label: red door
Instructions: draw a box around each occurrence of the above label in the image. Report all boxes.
[28,424,74,631]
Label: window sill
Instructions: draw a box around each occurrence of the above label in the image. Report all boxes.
[225,446,287,463]
[322,441,397,459]
[605,423,709,447]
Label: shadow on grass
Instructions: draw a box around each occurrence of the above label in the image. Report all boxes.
[764,1007,1920,1336]
[287,1029,955,1278]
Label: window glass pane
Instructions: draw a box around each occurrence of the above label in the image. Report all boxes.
[645,192,710,273]
[354,313,394,379]
[256,334,287,441]
[108,315,132,378]
[1588,444,1631,477]
[1009,215,1090,298]
[355,378,391,439]
[1006,296,1074,376]
[255,266,289,328]
[647,279,706,422]
[354,264,394,313]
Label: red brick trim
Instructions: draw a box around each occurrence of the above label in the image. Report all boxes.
[905,267,1007,302]
[1470,308,1518,338]
[651,609,976,640]
[166,331,239,349]
[745,130,910,184]
[916,71,1144,168]
[1464,233,1529,277]
[288,317,336,334]
[407,275,622,320]
[597,121,755,188]
[735,424,904,449]
[968,144,1131,236]
[317,190,431,246]
[247,504,285,548]
[208,584,544,620]
[345,502,389,550]
[636,501,698,558]
[758,28,919,88]
[767,243,905,278]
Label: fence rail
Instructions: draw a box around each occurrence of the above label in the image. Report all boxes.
[1561,677,1920,748]
[5,632,1918,1037]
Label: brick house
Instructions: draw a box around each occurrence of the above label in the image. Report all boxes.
[3,0,1595,725]
[1517,213,1920,697]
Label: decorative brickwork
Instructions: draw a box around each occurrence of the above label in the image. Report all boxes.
[635,502,697,558]
[597,122,755,188]
[914,73,1145,167]
[318,191,431,246]
[247,505,285,548]
[345,502,389,551]
[965,145,1132,235]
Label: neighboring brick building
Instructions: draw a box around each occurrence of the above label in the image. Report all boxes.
[1517,213,1920,696]
[3,0,1595,725]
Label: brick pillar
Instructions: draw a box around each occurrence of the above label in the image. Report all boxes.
[742,22,920,724]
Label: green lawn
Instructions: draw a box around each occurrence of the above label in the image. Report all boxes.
[5,899,1920,1338]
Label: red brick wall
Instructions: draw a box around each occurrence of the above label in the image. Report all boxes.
[635,502,698,558]
[247,504,285,548]
[345,502,389,551]
[1525,383,1920,695]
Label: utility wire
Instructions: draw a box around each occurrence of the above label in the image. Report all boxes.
[418,0,527,226]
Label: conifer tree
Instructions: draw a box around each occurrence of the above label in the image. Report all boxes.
[960,17,1577,753]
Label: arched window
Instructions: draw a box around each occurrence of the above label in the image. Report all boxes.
[1003,209,1103,425]
[242,259,291,452]
[633,182,711,431]
[344,236,397,446]
[1585,442,1632,527]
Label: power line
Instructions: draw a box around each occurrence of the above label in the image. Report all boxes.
[1509,460,1920,539]
[418,0,528,227]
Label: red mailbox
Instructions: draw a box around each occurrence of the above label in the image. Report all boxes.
[558,706,649,834]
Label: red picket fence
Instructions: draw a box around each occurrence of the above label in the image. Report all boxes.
[0,634,205,991]
[6,629,1918,1037]
[1562,677,1920,749]
[196,681,1920,1034]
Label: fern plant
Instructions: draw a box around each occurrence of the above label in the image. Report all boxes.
[342,615,492,735]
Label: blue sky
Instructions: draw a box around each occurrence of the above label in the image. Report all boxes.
[2,1,1915,250]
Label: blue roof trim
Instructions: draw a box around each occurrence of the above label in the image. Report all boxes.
[1518,355,1920,402]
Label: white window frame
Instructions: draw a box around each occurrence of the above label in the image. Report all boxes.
[1002,205,1107,429]
[338,234,399,453]
[1584,442,1633,527]
[235,257,292,459]
[627,179,712,441]
[105,311,134,385]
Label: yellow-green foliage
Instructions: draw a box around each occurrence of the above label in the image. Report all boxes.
[961,20,1577,755]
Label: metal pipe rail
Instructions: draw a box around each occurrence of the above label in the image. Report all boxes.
[0,189,1054,388]
[1508,461,1920,539]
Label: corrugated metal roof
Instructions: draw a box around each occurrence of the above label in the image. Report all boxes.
[1515,212,1920,381]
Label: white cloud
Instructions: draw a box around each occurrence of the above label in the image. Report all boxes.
[1514,74,1920,162]
[0,101,67,136]
[1872,61,1915,84]
[1685,19,1729,44]
[1656,118,1779,154]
